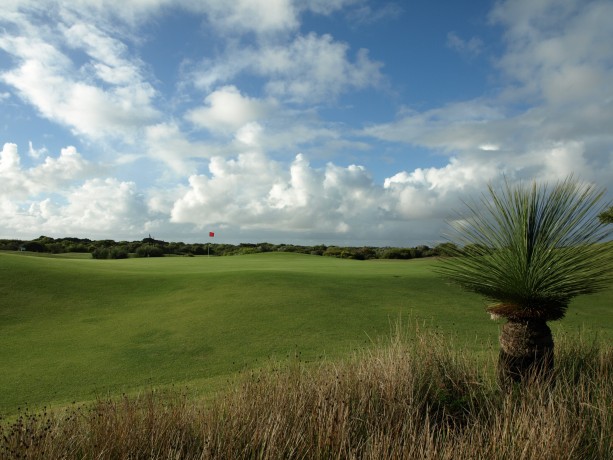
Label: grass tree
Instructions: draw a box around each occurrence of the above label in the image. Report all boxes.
[437,177,613,385]
[600,205,613,224]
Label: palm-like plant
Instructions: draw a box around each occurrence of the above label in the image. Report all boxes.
[437,177,613,384]
[600,205,613,224]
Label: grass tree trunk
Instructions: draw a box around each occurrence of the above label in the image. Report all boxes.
[498,319,554,386]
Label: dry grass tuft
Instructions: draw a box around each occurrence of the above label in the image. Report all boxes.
[2,326,612,459]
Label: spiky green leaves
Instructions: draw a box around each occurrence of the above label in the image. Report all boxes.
[599,206,613,224]
[437,177,613,321]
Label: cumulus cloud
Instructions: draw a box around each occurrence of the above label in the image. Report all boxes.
[0,143,156,239]
[0,144,154,239]
[169,152,446,239]
[186,86,274,135]
[43,178,150,233]
[7,178,151,238]
[0,143,93,198]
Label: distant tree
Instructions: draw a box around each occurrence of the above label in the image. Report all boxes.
[0,239,22,251]
[190,244,207,256]
[22,241,46,252]
[34,235,54,245]
[310,244,327,256]
[68,244,90,253]
[434,242,458,257]
[46,242,65,254]
[323,246,342,258]
[437,178,613,385]
[381,248,412,259]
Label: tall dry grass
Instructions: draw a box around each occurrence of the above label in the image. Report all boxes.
[2,326,612,459]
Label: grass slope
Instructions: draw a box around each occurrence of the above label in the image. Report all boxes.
[1,251,611,415]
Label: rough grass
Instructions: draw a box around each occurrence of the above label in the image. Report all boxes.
[2,325,611,459]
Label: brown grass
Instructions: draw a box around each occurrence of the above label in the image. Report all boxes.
[2,326,612,459]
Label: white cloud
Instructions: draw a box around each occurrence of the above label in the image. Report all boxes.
[2,0,341,35]
[186,86,274,134]
[62,22,142,85]
[491,0,613,106]
[201,0,298,35]
[0,11,160,143]
[28,141,48,159]
[29,146,95,187]
[363,100,505,151]
[0,143,94,198]
[365,0,613,197]
[144,122,214,175]
[0,175,154,240]
[191,33,384,103]
[172,152,387,235]
[1,0,611,246]
[191,0,356,35]
[10,178,151,238]
[235,122,263,146]
[46,178,150,234]
[0,143,156,239]
[0,143,20,171]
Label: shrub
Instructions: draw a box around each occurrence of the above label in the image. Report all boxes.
[110,247,129,259]
[91,248,110,259]
[135,244,164,258]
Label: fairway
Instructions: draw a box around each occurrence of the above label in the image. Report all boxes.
[1,251,612,415]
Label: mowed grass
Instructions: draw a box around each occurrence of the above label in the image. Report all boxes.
[1,251,612,415]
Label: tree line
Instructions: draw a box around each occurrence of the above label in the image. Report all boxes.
[0,235,461,260]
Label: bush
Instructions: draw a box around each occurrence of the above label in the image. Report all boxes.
[135,244,164,258]
[91,248,110,259]
[110,247,129,259]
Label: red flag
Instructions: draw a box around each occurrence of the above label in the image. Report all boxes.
[209,232,215,237]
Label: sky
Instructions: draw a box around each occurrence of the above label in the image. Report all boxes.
[0,0,612,246]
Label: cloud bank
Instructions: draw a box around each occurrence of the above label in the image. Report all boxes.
[0,0,611,245]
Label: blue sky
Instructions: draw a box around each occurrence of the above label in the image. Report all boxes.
[0,0,611,246]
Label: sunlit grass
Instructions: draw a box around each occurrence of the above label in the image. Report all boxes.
[1,250,612,416]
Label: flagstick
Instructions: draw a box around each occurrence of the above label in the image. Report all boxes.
[207,231,214,257]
